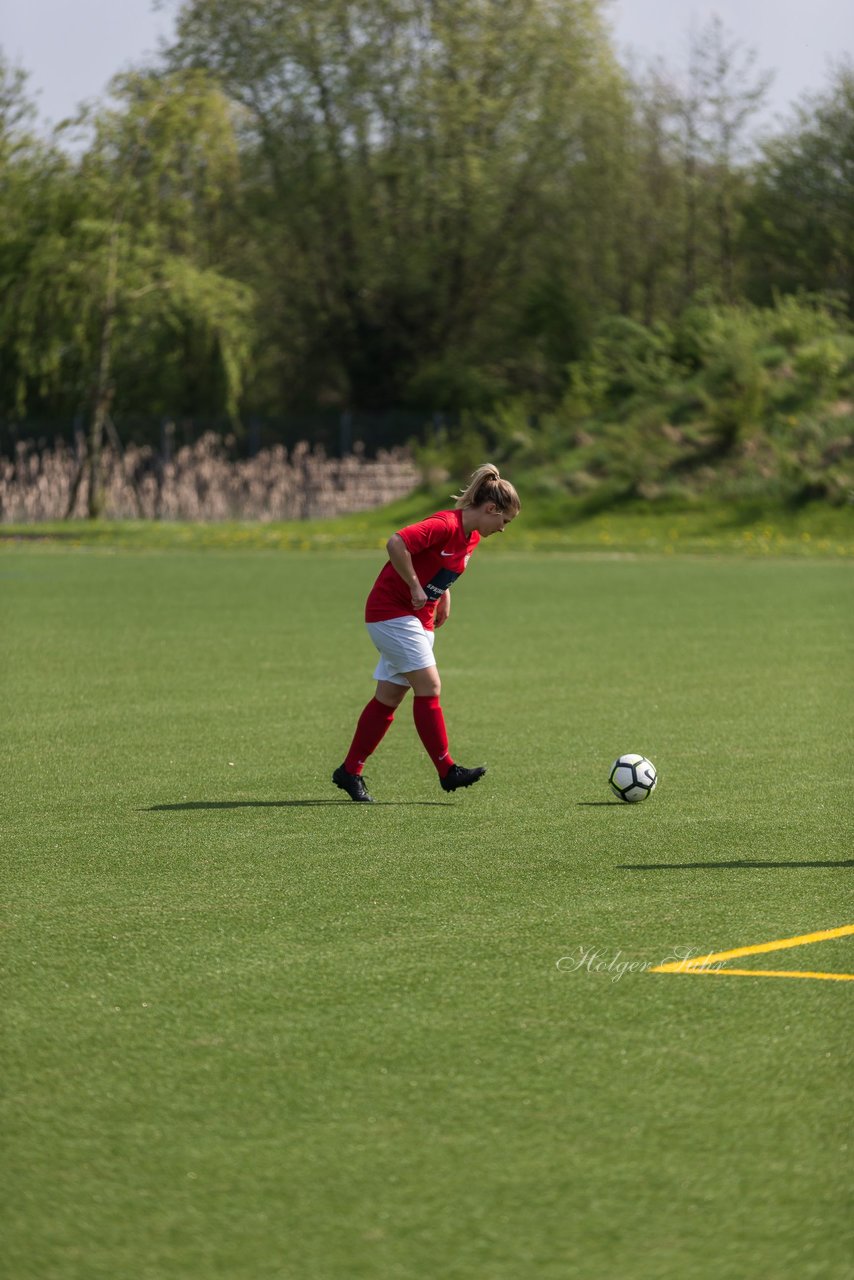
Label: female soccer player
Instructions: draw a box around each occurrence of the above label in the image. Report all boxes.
[333,463,520,802]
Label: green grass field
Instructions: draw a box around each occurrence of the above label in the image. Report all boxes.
[3,538,853,1279]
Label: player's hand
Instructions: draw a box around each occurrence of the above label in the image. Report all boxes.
[434,596,450,628]
[410,585,428,610]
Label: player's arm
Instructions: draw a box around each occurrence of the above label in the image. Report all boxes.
[387,533,428,609]
[435,587,451,628]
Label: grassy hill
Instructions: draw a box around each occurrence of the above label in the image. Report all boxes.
[420,295,854,518]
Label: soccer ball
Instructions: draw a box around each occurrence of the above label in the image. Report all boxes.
[609,753,657,803]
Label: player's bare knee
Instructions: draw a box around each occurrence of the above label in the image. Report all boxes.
[376,681,408,708]
[405,667,441,698]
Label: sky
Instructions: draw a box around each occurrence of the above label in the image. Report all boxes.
[2,0,852,134]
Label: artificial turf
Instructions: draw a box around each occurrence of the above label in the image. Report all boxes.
[3,542,852,1279]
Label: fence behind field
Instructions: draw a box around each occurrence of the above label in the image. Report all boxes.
[0,432,422,522]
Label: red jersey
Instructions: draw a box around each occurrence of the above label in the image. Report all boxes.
[365,509,480,631]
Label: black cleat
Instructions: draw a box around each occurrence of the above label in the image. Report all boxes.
[333,764,374,803]
[440,763,487,793]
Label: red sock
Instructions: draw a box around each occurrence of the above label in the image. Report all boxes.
[344,697,396,774]
[413,695,454,777]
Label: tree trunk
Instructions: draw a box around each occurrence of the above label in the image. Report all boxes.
[87,312,114,517]
[717,185,735,301]
[684,150,698,302]
[64,431,87,519]
[86,230,118,520]
[86,382,112,519]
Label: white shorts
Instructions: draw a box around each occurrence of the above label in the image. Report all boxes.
[366,616,436,686]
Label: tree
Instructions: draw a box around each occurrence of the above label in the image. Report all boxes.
[693,17,772,299]
[0,50,35,154]
[167,0,624,410]
[742,63,854,314]
[672,17,771,303]
[0,69,255,515]
[0,53,74,421]
[603,62,685,325]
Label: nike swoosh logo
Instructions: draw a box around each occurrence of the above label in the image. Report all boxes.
[440,551,454,557]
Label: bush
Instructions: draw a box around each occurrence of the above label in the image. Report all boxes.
[767,294,845,350]
[422,296,854,511]
[566,316,678,415]
[793,338,848,391]
[698,308,769,447]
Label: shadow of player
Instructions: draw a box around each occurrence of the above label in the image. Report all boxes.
[143,799,451,811]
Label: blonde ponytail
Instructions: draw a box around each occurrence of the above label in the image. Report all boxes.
[453,463,521,514]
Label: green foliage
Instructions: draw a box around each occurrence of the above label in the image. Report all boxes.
[165,0,633,408]
[0,7,852,441]
[767,293,846,350]
[568,317,680,414]
[438,297,854,512]
[742,64,854,311]
[792,338,847,388]
[0,68,254,425]
[694,305,769,443]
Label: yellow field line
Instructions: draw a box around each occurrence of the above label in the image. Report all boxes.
[664,967,854,982]
[651,924,854,982]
